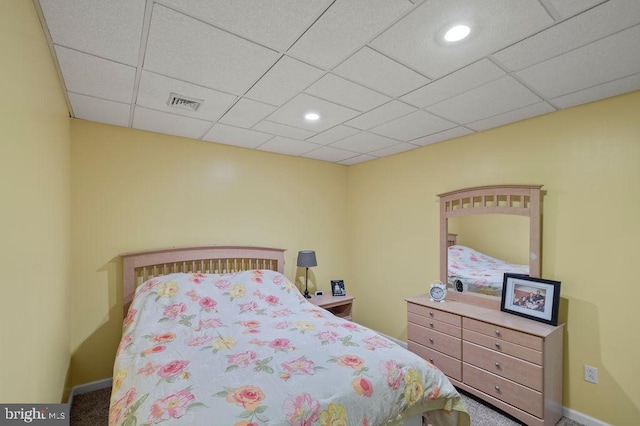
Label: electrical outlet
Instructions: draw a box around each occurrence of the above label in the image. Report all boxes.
[584,365,598,384]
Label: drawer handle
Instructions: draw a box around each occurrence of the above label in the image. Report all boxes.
[429,338,434,343]
[495,329,501,336]
[429,358,434,363]
[429,322,434,327]
[495,362,501,369]
[429,312,434,317]
[494,385,501,392]
[495,342,501,349]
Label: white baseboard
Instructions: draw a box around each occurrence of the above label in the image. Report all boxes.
[563,407,611,426]
[67,377,112,408]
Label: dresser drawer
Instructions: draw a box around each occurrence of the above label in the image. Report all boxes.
[407,323,461,359]
[408,303,461,327]
[408,312,461,338]
[463,341,542,391]
[463,363,543,418]
[463,329,542,365]
[463,318,542,351]
[408,341,462,381]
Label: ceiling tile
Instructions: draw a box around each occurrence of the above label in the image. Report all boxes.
[158,0,332,51]
[466,102,556,131]
[550,72,640,109]
[257,137,319,156]
[202,124,273,148]
[409,126,474,146]
[371,0,553,78]
[55,46,136,104]
[304,74,391,112]
[370,110,457,141]
[426,76,542,124]
[37,0,640,165]
[68,93,131,127]
[245,56,324,106]
[346,101,417,130]
[333,47,430,97]
[219,98,276,128]
[331,132,399,153]
[39,0,145,66]
[306,126,360,145]
[132,107,212,139]
[266,94,360,132]
[401,59,505,108]
[252,121,317,140]
[144,4,278,95]
[546,0,607,19]
[288,0,414,68]
[302,146,358,162]
[516,25,640,98]
[369,143,419,158]
[493,1,640,72]
[338,154,377,165]
[137,71,237,121]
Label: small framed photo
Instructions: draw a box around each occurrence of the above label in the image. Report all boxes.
[501,273,561,326]
[331,280,346,296]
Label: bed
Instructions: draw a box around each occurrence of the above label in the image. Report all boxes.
[110,246,470,426]
[447,244,529,297]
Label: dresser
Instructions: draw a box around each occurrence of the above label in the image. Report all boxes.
[406,295,563,426]
[311,294,354,321]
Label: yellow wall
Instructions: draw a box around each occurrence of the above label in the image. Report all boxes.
[0,1,71,402]
[69,120,349,384]
[8,3,639,422]
[347,91,640,425]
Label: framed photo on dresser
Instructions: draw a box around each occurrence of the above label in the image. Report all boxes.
[501,273,561,326]
[331,280,346,296]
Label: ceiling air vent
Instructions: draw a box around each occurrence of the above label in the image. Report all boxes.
[167,93,203,111]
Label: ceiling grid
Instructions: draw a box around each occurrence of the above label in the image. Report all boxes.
[35,0,640,164]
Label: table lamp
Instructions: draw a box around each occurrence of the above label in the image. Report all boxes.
[296,250,317,299]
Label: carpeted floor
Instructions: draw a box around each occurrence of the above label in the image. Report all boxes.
[70,387,585,425]
[458,391,583,426]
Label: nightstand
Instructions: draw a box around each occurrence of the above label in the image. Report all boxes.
[310,294,354,321]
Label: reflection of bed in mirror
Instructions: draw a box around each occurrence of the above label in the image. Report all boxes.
[439,185,542,308]
[447,243,529,296]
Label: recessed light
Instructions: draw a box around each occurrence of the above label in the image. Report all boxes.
[305,113,320,121]
[444,25,470,42]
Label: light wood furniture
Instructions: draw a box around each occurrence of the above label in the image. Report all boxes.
[121,245,285,313]
[413,184,564,425]
[407,295,563,426]
[311,294,354,320]
[439,184,542,309]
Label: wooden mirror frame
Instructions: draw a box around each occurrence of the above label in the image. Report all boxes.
[439,185,543,309]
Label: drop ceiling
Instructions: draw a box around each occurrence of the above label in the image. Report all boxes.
[36,0,640,165]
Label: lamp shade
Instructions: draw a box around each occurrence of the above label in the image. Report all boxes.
[296,250,317,268]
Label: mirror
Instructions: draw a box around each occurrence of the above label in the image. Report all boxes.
[439,185,542,308]
[449,214,529,265]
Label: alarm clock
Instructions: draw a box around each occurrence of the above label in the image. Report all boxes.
[429,281,447,302]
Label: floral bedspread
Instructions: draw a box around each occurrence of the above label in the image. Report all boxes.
[110,270,469,426]
[448,245,529,296]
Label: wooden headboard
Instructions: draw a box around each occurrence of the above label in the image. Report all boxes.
[121,246,285,312]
